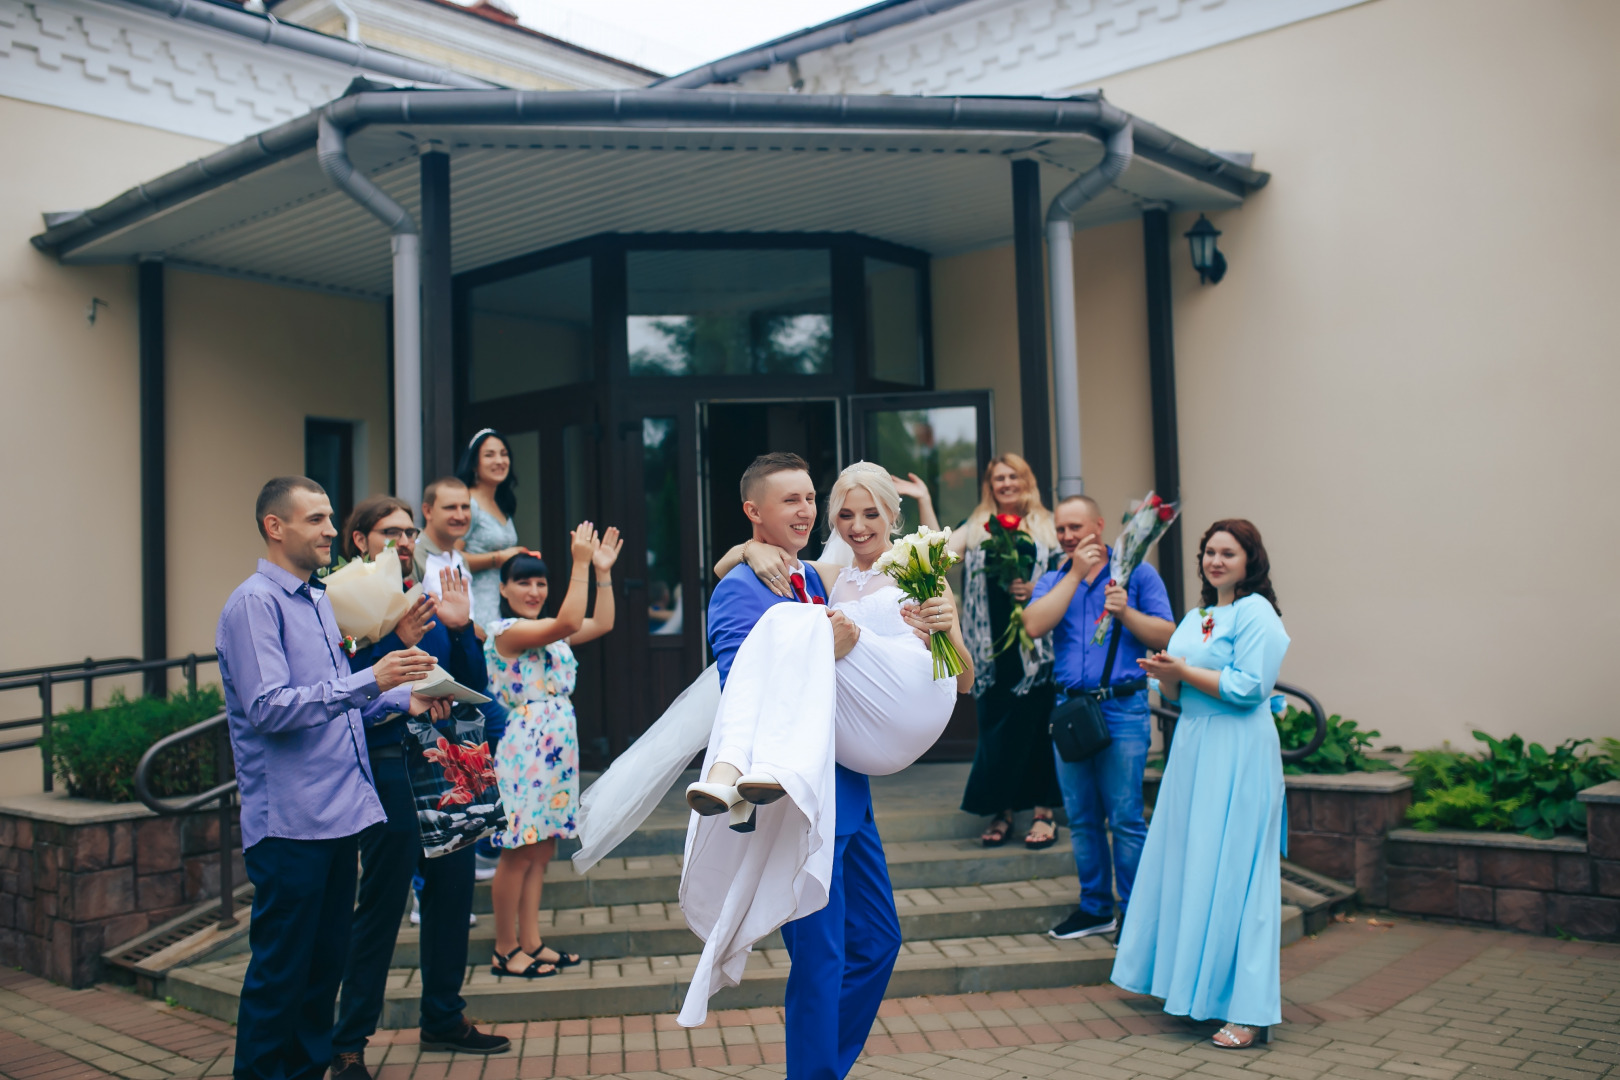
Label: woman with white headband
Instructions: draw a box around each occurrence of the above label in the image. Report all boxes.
[455,428,526,628]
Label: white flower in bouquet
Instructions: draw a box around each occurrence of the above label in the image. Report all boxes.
[878,528,965,680]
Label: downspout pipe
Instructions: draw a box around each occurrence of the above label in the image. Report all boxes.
[1046,119,1133,498]
[317,112,423,511]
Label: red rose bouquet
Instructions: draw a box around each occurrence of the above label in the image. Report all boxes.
[981,512,1039,658]
[1091,491,1180,644]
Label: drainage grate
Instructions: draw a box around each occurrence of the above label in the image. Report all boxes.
[102,884,254,979]
[1279,859,1357,935]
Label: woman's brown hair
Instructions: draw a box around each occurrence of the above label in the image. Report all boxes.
[1197,519,1281,615]
[342,494,414,559]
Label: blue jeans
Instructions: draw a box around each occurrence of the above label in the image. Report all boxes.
[1051,703,1150,919]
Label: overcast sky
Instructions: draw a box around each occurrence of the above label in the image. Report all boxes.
[505,0,869,76]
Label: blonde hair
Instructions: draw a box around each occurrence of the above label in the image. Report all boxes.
[966,452,1056,548]
[827,462,903,539]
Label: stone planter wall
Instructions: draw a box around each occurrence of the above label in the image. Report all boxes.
[1284,772,1413,907]
[1381,781,1620,941]
[0,792,243,987]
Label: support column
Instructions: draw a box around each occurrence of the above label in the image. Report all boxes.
[1011,159,1053,506]
[138,258,167,695]
[419,150,455,489]
[1142,207,1184,617]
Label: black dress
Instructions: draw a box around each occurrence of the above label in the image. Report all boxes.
[960,570,1061,815]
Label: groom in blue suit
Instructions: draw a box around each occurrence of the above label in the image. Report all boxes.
[706,452,902,1080]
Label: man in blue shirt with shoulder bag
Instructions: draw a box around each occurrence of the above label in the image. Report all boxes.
[1024,495,1175,941]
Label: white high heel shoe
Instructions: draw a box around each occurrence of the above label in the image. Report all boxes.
[736,773,787,805]
[686,782,742,817]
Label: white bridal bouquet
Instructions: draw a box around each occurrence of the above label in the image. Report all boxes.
[876,527,967,680]
[1091,492,1180,645]
[318,545,424,654]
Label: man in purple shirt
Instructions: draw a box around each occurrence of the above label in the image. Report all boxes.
[216,477,442,1080]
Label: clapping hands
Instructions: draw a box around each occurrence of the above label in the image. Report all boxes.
[593,526,623,574]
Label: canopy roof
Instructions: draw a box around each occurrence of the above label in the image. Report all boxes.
[33,88,1268,298]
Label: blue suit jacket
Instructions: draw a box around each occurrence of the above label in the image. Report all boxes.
[707,564,872,837]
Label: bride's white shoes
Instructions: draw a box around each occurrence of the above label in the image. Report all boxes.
[685,782,758,832]
[736,773,786,805]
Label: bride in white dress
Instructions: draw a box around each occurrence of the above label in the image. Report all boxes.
[569,463,973,1026]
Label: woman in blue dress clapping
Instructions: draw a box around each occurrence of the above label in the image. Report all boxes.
[1112,519,1290,1050]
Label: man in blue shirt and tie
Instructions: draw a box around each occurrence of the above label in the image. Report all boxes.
[216,477,444,1080]
[1023,495,1175,942]
[706,453,895,1080]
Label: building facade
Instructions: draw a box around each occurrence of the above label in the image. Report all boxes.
[3,0,1618,800]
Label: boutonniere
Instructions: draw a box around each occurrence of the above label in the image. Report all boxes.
[342,634,359,657]
[1198,608,1214,643]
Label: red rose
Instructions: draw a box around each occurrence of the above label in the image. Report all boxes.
[810,595,827,606]
[994,513,1022,532]
[1148,495,1163,508]
[1157,506,1175,522]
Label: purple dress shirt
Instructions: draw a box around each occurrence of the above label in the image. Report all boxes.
[216,559,408,849]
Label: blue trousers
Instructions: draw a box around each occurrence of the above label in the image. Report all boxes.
[236,834,359,1080]
[778,814,902,1080]
[1051,715,1150,918]
[334,752,473,1049]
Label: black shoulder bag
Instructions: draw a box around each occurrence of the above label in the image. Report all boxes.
[1050,618,1148,763]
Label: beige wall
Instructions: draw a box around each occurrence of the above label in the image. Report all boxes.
[0,94,392,798]
[0,97,221,796]
[1049,0,1620,751]
[164,270,390,662]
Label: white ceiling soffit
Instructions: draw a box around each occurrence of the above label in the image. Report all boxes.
[56,125,1242,298]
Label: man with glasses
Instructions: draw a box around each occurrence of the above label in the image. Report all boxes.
[330,493,508,1079]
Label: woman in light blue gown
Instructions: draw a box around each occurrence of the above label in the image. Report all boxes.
[1112,519,1289,1050]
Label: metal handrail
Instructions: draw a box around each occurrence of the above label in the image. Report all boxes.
[1152,679,1328,764]
[0,652,219,790]
[132,709,238,930]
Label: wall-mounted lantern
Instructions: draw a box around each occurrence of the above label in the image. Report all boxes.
[1184,214,1227,284]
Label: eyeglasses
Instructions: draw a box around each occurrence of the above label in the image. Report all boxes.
[378,527,421,541]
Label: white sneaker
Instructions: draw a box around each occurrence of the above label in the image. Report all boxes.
[474,853,498,881]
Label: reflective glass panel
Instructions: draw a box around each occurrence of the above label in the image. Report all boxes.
[865,258,923,385]
[467,258,592,401]
[628,249,832,376]
[863,406,980,530]
[504,429,542,551]
[643,418,684,636]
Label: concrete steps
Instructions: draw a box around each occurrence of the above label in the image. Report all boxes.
[159,763,1320,1026]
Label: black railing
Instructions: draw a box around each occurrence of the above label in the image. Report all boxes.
[1152,680,1328,764]
[0,653,219,791]
[133,711,239,930]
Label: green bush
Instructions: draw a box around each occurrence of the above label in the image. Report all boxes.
[1404,731,1620,840]
[51,686,226,803]
[1277,706,1396,776]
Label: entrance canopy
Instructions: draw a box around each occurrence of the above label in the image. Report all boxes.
[32,88,1267,296]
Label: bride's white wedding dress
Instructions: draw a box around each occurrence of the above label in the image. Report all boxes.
[570,566,956,1027]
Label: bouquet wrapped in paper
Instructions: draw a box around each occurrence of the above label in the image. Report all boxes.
[980,512,1038,658]
[876,527,967,680]
[318,548,423,653]
[1091,492,1179,644]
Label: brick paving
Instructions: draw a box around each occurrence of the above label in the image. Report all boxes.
[0,919,1615,1080]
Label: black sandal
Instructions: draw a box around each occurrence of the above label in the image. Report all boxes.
[526,941,582,968]
[1025,810,1058,850]
[981,812,1014,847]
[490,947,557,979]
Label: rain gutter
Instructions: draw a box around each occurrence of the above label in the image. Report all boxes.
[1046,113,1134,498]
[655,0,979,89]
[315,111,423,509]
[117,0,497,88]
[31,89,1269,258]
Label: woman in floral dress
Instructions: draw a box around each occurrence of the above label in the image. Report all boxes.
[484,521,622,978]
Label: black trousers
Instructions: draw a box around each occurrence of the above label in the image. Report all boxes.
[333,751,475,1049]
[236,834,359,1080]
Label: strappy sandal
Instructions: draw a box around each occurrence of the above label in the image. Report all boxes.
[1025,810,1058,850]
[981,812,1014,847]
[525,940,582,968]
[490,946,557,979]
[1212,1023,1269,1049]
